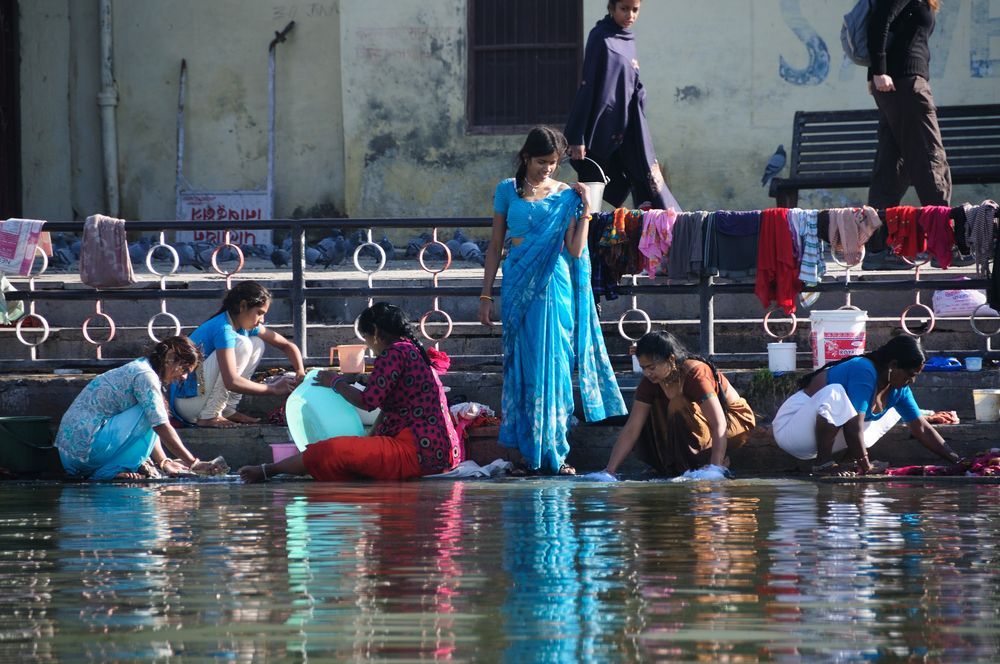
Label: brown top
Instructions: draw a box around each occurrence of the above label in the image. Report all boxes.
[634,360,732,405]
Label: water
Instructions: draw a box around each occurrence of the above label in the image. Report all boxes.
[2,479,999,662]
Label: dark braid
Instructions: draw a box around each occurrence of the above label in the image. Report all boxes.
[212,281,272,321]
[145,335,202,381]
[357,302,432,367]
[636,330,730,413]
[513,126,569,198]
[797,335,926,389]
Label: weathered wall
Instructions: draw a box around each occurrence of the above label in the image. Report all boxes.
[19,1,1000,223]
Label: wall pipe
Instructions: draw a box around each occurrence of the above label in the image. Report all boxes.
[97,0,119,216]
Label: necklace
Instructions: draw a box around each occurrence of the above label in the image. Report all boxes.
[524,176,547,194]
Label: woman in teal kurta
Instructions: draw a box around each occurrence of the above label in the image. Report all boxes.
[479,126,626,474]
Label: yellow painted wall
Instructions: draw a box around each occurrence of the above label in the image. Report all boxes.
[19,1,1000,222]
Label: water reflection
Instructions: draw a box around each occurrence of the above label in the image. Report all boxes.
[0,480,998,661]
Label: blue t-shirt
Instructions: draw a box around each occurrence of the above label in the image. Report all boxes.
[172,312,260,400]
[826,356,920,422]
[493,178,574,238]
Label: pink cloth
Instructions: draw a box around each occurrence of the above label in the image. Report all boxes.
[918,205,955,269]
[80,214,135,288]
[637,208,678,277]
[0,218,45,276]
[828,206,882,265]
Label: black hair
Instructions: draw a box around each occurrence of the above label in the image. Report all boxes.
[357,302,431,367]
[635,329,729,413]
[145,335,202,381]
[797,334,926,389]
[214,281,272,319]
[608,0,641,11]
[514,126,568,198]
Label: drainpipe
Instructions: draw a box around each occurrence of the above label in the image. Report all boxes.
[97,0,119,216]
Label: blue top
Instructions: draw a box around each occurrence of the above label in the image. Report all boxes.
[172,311,260,400]
[493,178,577,238]
[826,356,921,423]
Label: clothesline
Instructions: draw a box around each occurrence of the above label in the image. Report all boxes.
[587,200,1000,316]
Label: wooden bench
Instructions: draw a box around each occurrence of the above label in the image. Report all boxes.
[768,104,1000,208]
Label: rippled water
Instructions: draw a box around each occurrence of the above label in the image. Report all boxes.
[2,479,999,662]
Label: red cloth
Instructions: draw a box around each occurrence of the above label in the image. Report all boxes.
[885,206,925,259]
[302,427,423,481]
[755,207,800,315]
[918,205,955,268]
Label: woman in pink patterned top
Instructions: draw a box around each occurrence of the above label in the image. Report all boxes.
[239,303,460,482]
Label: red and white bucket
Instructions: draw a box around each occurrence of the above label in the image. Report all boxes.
[809,309,867,369]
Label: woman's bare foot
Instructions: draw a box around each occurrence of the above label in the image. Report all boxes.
[226,411,260,425]
[238,465,267,483]
[197,417,239,428]
[811,461,856,477]
[859,459,889,475]
[557,463,576,476]
[113,471,144,480]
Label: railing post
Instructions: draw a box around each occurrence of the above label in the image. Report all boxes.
[290,223,308,358]
[699,274,715,358]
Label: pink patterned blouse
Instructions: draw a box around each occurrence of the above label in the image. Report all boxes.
[359,339,461,474]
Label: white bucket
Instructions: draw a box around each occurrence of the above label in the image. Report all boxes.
[972,389,1000,422]
[809,309,867,369]
[578,157,610,213]
[767,342,797,373]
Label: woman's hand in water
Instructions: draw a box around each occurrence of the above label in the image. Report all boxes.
[569,145,586,161]
[159,458,191,476]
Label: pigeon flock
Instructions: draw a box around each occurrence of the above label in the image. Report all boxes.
[41,229,489,273]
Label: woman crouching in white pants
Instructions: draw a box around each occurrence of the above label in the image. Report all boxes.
[773,336,960,476]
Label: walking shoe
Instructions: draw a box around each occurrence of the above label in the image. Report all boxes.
[930,248,976,268]
[861,249,910,270]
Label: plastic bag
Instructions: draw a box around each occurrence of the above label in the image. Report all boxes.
[932,286,997,318]
[0,275,25,324]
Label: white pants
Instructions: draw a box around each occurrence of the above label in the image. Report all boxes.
[175,335,265,422]
[773,384,902,460]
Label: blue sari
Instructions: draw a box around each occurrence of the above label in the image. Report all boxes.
[500,188,626,472]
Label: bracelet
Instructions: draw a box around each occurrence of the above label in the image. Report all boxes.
[479,295,494,302]
[261,463,268,480]
[331,375,345,391]
[158,458,170,470]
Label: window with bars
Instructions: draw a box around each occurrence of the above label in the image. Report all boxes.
[467,0,582,133]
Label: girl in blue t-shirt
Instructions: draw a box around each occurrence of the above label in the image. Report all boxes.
[773,335,961,476]
[171,281,305,427]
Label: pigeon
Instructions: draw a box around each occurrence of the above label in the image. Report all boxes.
[460,241,485,266]
[304,245,322,266]
[445,237,462,259]
[175,242,205,270]
[270,248,290,268]
[324,236,347,266]
[69,238,82,259]
[378,234,396,261]
[128,236,152,264]
[406,233,431,258]
[761,144,787,186]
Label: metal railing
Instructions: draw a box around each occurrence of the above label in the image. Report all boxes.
[2,217,998,371]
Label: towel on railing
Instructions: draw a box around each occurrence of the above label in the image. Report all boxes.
[965,200,999,277]
[0,218,45,276]
[828,206,881,266]
[80,214,135,288]
[755,208,800,314]
[918,205,955,268]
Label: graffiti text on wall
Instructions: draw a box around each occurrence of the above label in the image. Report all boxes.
[780,0,997,85]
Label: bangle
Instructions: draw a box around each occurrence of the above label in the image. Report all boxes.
[331,375,345,391]
[158,458,170,470]
[261,464,269,480]
[479,295,494,302]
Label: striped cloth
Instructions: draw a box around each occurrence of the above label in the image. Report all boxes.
[788,208,824,286]
[965,200,999,277]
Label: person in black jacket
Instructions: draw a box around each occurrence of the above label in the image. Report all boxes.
[863,0,955,269]
[564,1,679,211]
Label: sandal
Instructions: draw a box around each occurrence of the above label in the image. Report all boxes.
[811,461,856,477]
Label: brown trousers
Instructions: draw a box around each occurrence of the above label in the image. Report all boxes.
[866,76,952,252]
[635,394,756,475]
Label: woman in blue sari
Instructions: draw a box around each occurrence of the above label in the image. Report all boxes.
[479,126,627,474]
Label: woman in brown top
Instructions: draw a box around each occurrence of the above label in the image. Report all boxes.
[600,330,756,478]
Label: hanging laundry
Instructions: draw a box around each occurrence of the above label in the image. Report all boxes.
[965,200,999,277]
[588,211,620,303]
[917,205,954,268]
[80,214,136,289]
[666,211,706,283]
[755,208,800,314]
[0,218,46,276]
[638,208,677,277]
[828,206,881,266]
[624,211,646,277]
[885,206,924,260]
[788,208,825,287]
[705,210,759,278]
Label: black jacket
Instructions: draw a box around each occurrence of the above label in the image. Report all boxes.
[867,0,935,80]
